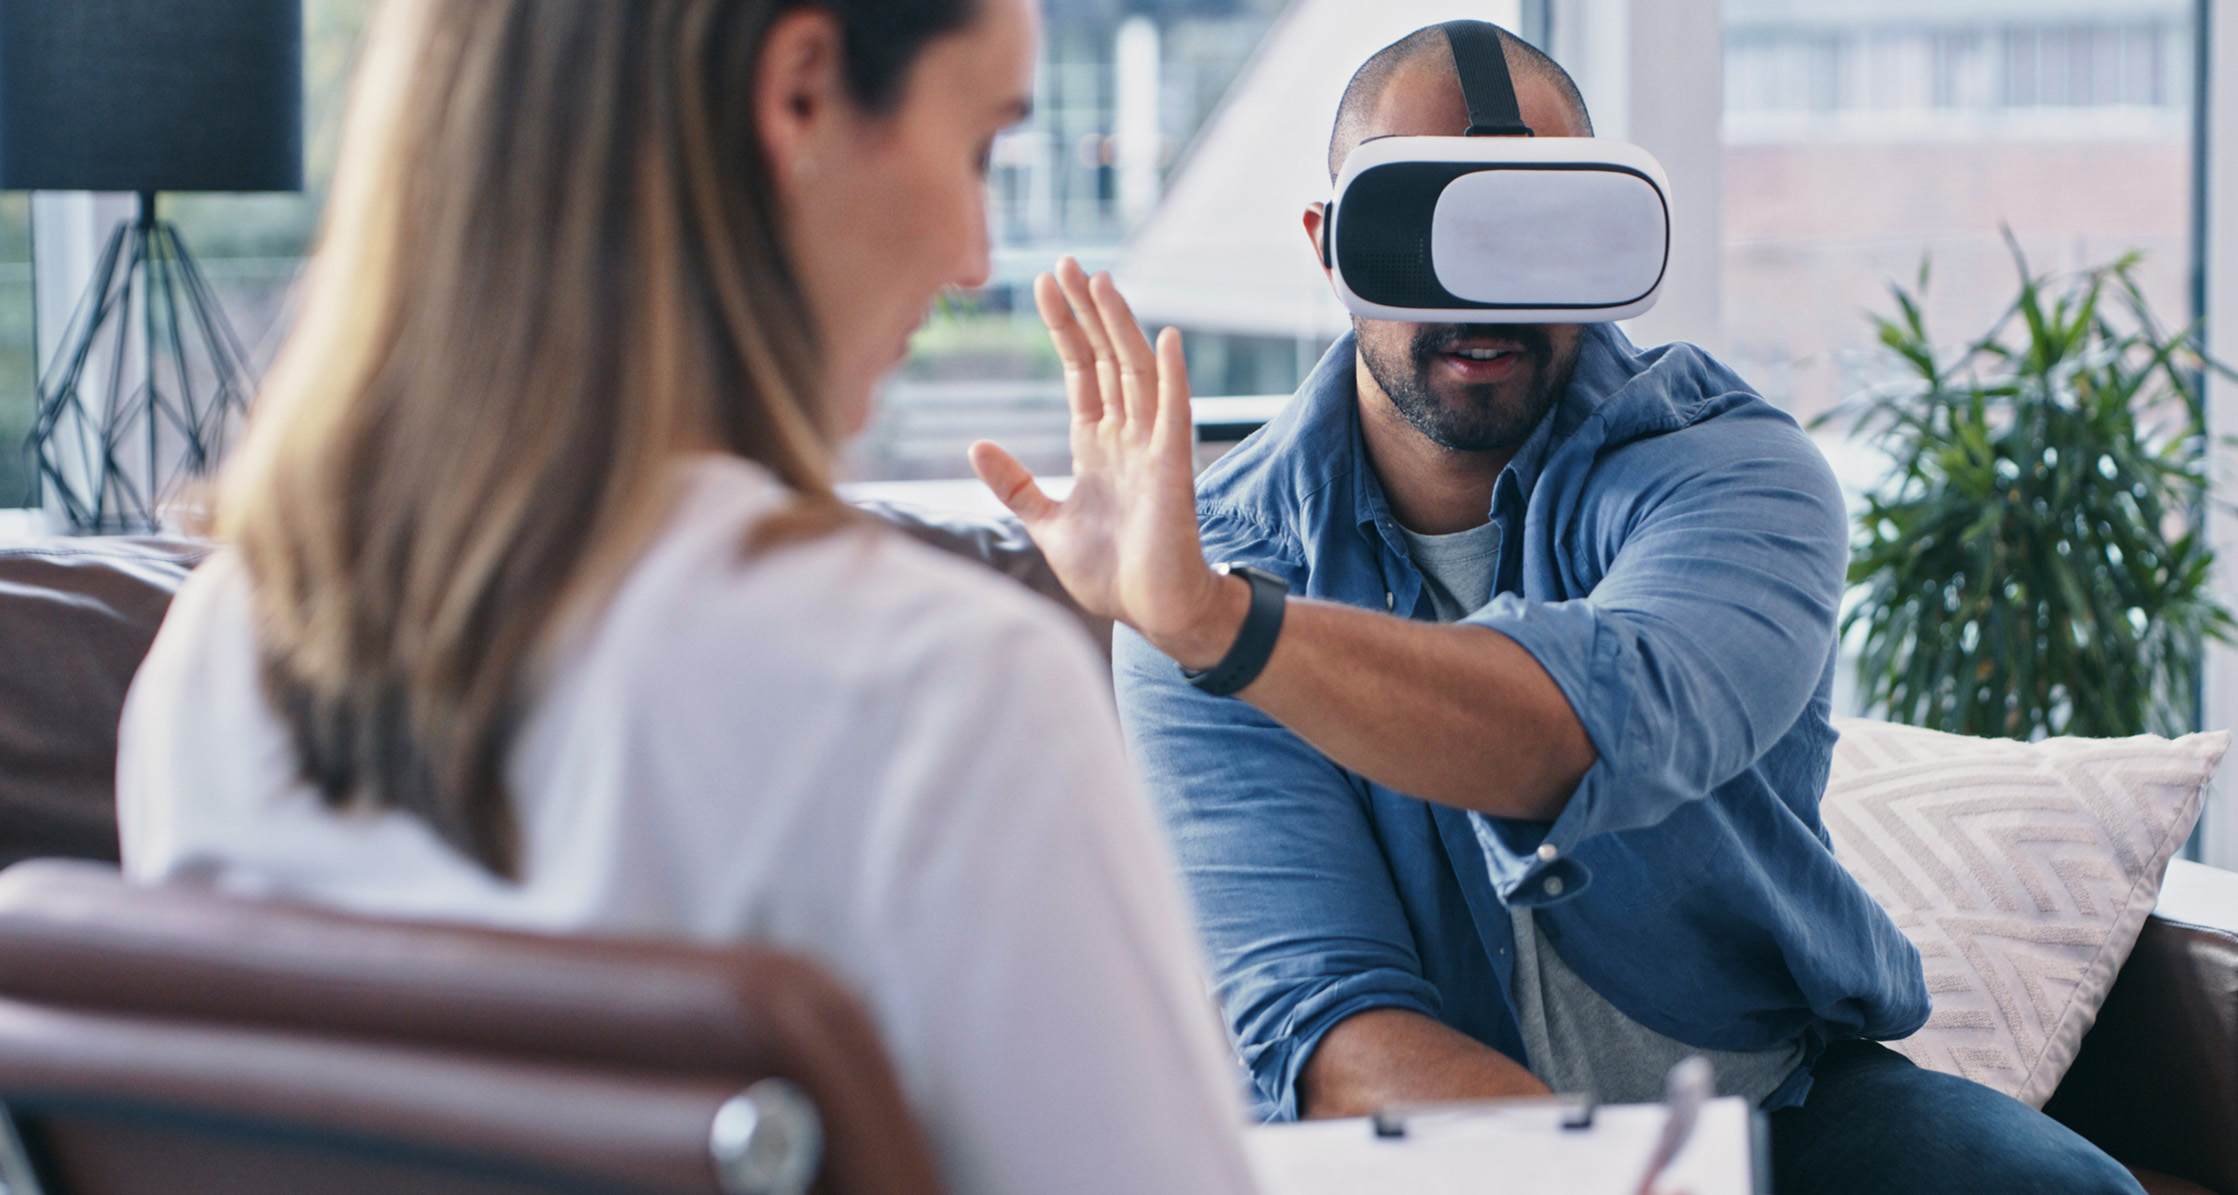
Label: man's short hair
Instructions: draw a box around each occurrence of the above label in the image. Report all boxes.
[1327,25,1593,182]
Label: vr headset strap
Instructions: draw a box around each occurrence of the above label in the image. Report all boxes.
[1441,20,1534,137]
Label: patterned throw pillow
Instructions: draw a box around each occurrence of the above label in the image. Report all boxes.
[1820,717,2228,1108]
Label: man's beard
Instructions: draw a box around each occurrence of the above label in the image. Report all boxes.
[1358,322,1576,453]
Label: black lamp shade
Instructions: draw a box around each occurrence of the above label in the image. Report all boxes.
[0,0,302,193]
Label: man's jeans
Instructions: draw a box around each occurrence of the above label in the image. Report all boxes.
[1770,1041,2143,1195]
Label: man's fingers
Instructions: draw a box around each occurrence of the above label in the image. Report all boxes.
[1088,272,1160,431]
[1034,273,1102,423]
[969,440,1059,525]
[1053,258,1114,357]
[1151,325,1194,455]
[1053,259,1124,426]
[1032,272,1091,368]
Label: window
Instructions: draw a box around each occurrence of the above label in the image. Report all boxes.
[1721,2,2195,424]
[1721,0,2198,723]
[1727,20,2187,120]
[851,0,1290,488]
[0,199,28,505]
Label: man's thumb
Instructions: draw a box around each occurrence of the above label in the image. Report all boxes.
[969,441,1057,524]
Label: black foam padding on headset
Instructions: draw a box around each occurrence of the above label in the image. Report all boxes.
[1332,160,1669,312]
[1441,20,1534,138]
[1334,162,1479,310]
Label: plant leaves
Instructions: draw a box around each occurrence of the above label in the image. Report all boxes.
[1844,246,2230,740]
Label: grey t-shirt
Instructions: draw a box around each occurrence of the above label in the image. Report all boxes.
[1397,521,1805,1104]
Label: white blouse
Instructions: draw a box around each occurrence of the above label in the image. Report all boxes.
[118,455,1259,1195]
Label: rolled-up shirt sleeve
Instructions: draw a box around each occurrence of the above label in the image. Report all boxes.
[1464,409,1849,906]
[1116,617,1444,1119]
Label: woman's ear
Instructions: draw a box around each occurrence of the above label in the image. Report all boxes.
[757,8,847,195]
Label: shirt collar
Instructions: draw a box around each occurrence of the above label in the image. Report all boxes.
[1493,322,1641,509]
[1302,322,1641,536]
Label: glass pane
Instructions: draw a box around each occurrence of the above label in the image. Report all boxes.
[1722,0,2199,718]
[1723,1,2195,419]
[847,0,1297,486]
[0,195,29,505]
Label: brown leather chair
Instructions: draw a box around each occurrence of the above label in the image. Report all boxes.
[0,858,943,1195]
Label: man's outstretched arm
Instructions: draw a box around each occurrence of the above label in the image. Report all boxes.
[972,260,1845,841]
[1301,1009,1549,1118]
[970,260,1592,821]
[1186,590,1593,820]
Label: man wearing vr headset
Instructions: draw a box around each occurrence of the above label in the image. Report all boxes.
[971,20,2139,1195]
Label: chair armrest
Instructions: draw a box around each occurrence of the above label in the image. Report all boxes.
[2044,859,2238,1194]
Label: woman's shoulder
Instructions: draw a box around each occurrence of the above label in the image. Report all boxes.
[130,547,258,686]
[624,457,1107,702]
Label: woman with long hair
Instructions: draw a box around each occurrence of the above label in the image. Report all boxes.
[114,2,1257,1191]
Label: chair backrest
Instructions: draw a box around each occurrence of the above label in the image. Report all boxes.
[0,859,944,1195]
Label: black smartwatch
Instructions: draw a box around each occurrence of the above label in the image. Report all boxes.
[1182,563,1289,697]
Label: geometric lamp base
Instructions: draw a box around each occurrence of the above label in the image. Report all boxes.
[27,191,254,534]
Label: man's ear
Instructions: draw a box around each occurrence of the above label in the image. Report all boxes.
[1303,202,1332,279]
[757,8,847,196]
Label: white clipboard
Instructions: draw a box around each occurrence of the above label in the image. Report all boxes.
[1245,1096,1765,1195]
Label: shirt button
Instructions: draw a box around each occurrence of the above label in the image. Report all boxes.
[1543,876,1565,897]
[1536,843,1558,862]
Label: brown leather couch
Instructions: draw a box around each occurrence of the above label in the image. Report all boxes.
[0,520,2234,1193]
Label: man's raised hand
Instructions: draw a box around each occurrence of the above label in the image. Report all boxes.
[968,258,1247,669]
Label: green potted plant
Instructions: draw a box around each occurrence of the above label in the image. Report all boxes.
[1838,239,2230,740]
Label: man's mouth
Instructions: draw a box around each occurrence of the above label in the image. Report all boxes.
[1435,341,1528,382]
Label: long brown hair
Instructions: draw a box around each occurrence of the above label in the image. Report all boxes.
[218,0,977,876]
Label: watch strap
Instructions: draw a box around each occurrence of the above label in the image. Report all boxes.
[1183,564,1289,697]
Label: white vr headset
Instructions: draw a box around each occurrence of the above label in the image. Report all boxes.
[1320,20,1672,324]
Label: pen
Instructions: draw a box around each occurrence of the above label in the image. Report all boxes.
[1633,1055,1713,1195]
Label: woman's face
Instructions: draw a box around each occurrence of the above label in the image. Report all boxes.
[764,0,1038,438]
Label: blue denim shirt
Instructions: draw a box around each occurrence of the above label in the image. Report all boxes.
[1115,325,1929,1120]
